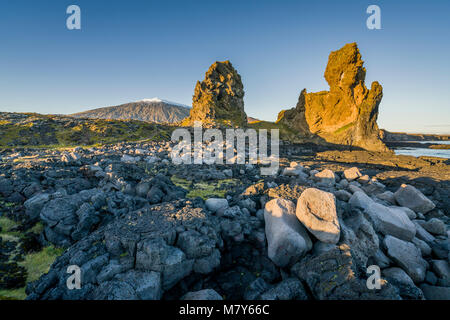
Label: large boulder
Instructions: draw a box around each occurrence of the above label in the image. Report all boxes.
[340,213,379,272]
[350,192,416,241]
[296,188,340,244]
[394,184,435,213]
[264,198,312,267]
[24,193,50,221]
[277,43,388,151]
[182,60,247,128]
[383,235,427,283]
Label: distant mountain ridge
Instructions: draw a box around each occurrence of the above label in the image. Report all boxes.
[71,98,191,124]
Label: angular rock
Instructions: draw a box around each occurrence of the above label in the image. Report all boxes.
[362,180,386,195]
[264,198,312,267]
[394,184,435,213]
[389,206,416,220]
[376,191,396,205]
[340,214,379,272]
[296,188,340,244]
[24,193,50,220]
[343,167,363,181]
[371,249,391,269]
[350,192,416,241]
[422,218,446,236]
[114,270,162,300]
[384,235,427,283]
[348,191,373,210]
[412,237,432,256]
[412,220,436,244]
[313,169,336,187]
[205,198,228,213]
[383,267,424,300]
[136,238,194,290]
[431,260,450,283]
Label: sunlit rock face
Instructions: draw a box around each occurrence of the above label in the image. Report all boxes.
[182,60,247,128]
[277,43,388,151]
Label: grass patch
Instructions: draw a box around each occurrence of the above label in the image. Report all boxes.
[20,246,65,283]
[0,217,20,237]
[0,218,63,300]
[171,176,239,200]
[0,113,176,148]
[0,287,26,300]
[29,222,44,235]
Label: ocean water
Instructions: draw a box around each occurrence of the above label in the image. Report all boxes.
[394,141,450,159]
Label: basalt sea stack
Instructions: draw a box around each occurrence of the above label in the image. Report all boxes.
[182,60,247,128]
[277,43,388,151]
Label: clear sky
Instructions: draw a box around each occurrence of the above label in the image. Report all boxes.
[0,0,449,134]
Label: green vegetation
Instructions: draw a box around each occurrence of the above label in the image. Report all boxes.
[0,287,27,300]
[0,216,21,238]
[0,216,63,300]
[171,176,240,200]
[0,244,64,300]
[21,246,64,283]
[0,113,175,148]
[334,122,355,134]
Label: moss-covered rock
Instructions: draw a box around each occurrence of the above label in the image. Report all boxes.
[182,61,247,128]
[277,43,388,151]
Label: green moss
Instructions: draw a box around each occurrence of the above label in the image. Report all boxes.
[334,122,355,134]
[0,287,27,300]
[0,217,21,237]
[0,241,63,300]
[29,222,44,235]
[171,176,239,200]
[171,176,192,190]
[20,246,64,283]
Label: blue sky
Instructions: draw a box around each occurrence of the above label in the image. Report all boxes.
[0,0,449,134]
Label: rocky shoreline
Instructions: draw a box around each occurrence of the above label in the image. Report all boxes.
[0,139,448,300]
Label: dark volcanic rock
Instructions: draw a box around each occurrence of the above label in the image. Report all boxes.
[27,200,223,300]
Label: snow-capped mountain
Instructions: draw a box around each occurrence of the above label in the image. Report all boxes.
[71,98,191,124]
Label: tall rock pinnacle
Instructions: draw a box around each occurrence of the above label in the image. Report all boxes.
[277,43,388,151]
[182,60,247,128]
